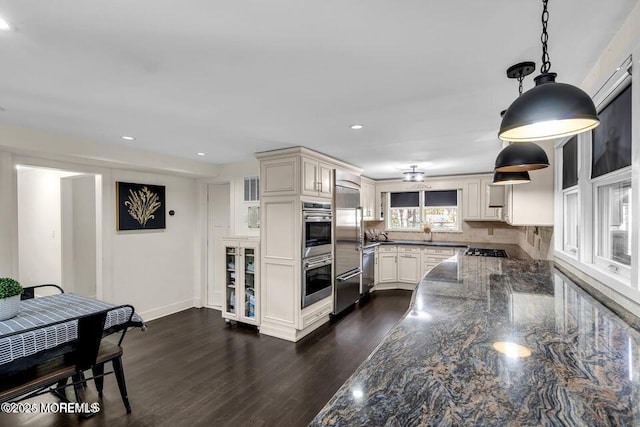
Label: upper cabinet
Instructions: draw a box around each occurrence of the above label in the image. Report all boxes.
[360,177,376,220]
[261,156,300,197]
[463,176,501,221]
[502,141,554,226]
[259,152,335,199]
[301,157,333,198]
[480,178,501,221]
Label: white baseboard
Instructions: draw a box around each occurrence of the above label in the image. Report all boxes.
[259,322,298,342]
[294,315,330,341]
[138,299,196,322]
[259,315,331,342]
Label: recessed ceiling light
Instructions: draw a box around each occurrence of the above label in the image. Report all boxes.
[0,16,11,31]
[349,124,364,130]
[197,152,206,156]
[121,136,135,141]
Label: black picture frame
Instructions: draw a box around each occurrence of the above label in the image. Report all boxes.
[116,182,166,230]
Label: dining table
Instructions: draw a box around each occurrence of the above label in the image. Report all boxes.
[0,293,144,376]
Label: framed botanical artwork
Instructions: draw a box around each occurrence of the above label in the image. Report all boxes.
[116,182,166,230]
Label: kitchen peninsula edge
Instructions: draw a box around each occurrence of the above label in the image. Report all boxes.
[310,253,640,426]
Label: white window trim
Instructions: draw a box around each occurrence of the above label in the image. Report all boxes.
[562,188,579,257]
[386,189,462,233]
[591,167,632,280]
[553,50,639,302]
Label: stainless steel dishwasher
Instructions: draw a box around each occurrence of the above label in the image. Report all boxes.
[361,246,375,295]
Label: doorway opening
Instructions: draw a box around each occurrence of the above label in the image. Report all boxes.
[16,165,102,298]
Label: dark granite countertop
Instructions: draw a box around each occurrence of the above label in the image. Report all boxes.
[310,254,640,426]
[363,240,531,260]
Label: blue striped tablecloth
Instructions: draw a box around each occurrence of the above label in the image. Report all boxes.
[0,293,143,366]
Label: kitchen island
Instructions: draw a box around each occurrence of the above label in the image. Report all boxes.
[310,253,640,426]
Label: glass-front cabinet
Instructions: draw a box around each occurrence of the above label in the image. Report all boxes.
[221,237,260,326]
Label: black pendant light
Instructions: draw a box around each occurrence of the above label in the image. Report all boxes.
[403,165,424,182]
[499,0,599,142]
[492,171,531,185]
[493,62,549,174]
[495,142,549,172]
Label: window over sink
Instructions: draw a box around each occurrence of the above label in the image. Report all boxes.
[387,190,461,232]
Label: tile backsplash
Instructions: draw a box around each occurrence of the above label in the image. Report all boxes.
[517,226,554,260]
[364,220,521,244]
[364,220,554,260]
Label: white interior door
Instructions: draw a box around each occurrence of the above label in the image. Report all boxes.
[207,183,231,308]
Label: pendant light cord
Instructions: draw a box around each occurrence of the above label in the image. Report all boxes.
[540,0,551,73]
[517,75,524,96]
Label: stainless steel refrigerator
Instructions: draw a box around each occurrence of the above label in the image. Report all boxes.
[333,170,362,315]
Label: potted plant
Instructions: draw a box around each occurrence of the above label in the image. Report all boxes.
[423,223,432,242]
[0,278,23,321]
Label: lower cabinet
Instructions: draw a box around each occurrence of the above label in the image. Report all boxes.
[377,246,398,283]
[422,247,455,275]
[374,245,459,288]
[397,247,421,283]
[222,237,260,326]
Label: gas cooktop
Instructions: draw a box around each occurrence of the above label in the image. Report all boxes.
[463,248,508,258]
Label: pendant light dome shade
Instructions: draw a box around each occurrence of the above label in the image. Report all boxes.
[495,142,549,172]
[492,171,531,185]
[499,73,599,142]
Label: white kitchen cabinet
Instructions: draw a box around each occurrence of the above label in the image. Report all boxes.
[502,140,554,226]
[302,157,333,198]
[256,147,363,342]
[260,153,332,199]
[261,156,299,197]
[422,247,456,276]
[397,247,421,283]
[464,180,481,220]
[480,178,501,220]
[222,237,260,326]
[464,176,501,221]
[360,177,376,220]
[377,246,398,283]
[300,299,333,330]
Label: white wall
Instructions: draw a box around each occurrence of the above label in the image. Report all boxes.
[61,174,98,297]
[0,122,218,321]
[110,169,198,319]
[17,167,80,286]
[214,160,260,237]
[0,152,18,278]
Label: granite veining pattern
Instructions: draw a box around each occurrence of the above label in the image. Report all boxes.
[310,254,640,426]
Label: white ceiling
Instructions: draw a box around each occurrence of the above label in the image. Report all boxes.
[0,1,636,179]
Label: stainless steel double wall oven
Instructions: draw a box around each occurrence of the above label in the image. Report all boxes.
[302,201,333,308]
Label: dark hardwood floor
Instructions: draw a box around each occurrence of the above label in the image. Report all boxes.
[0,290,411,427]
